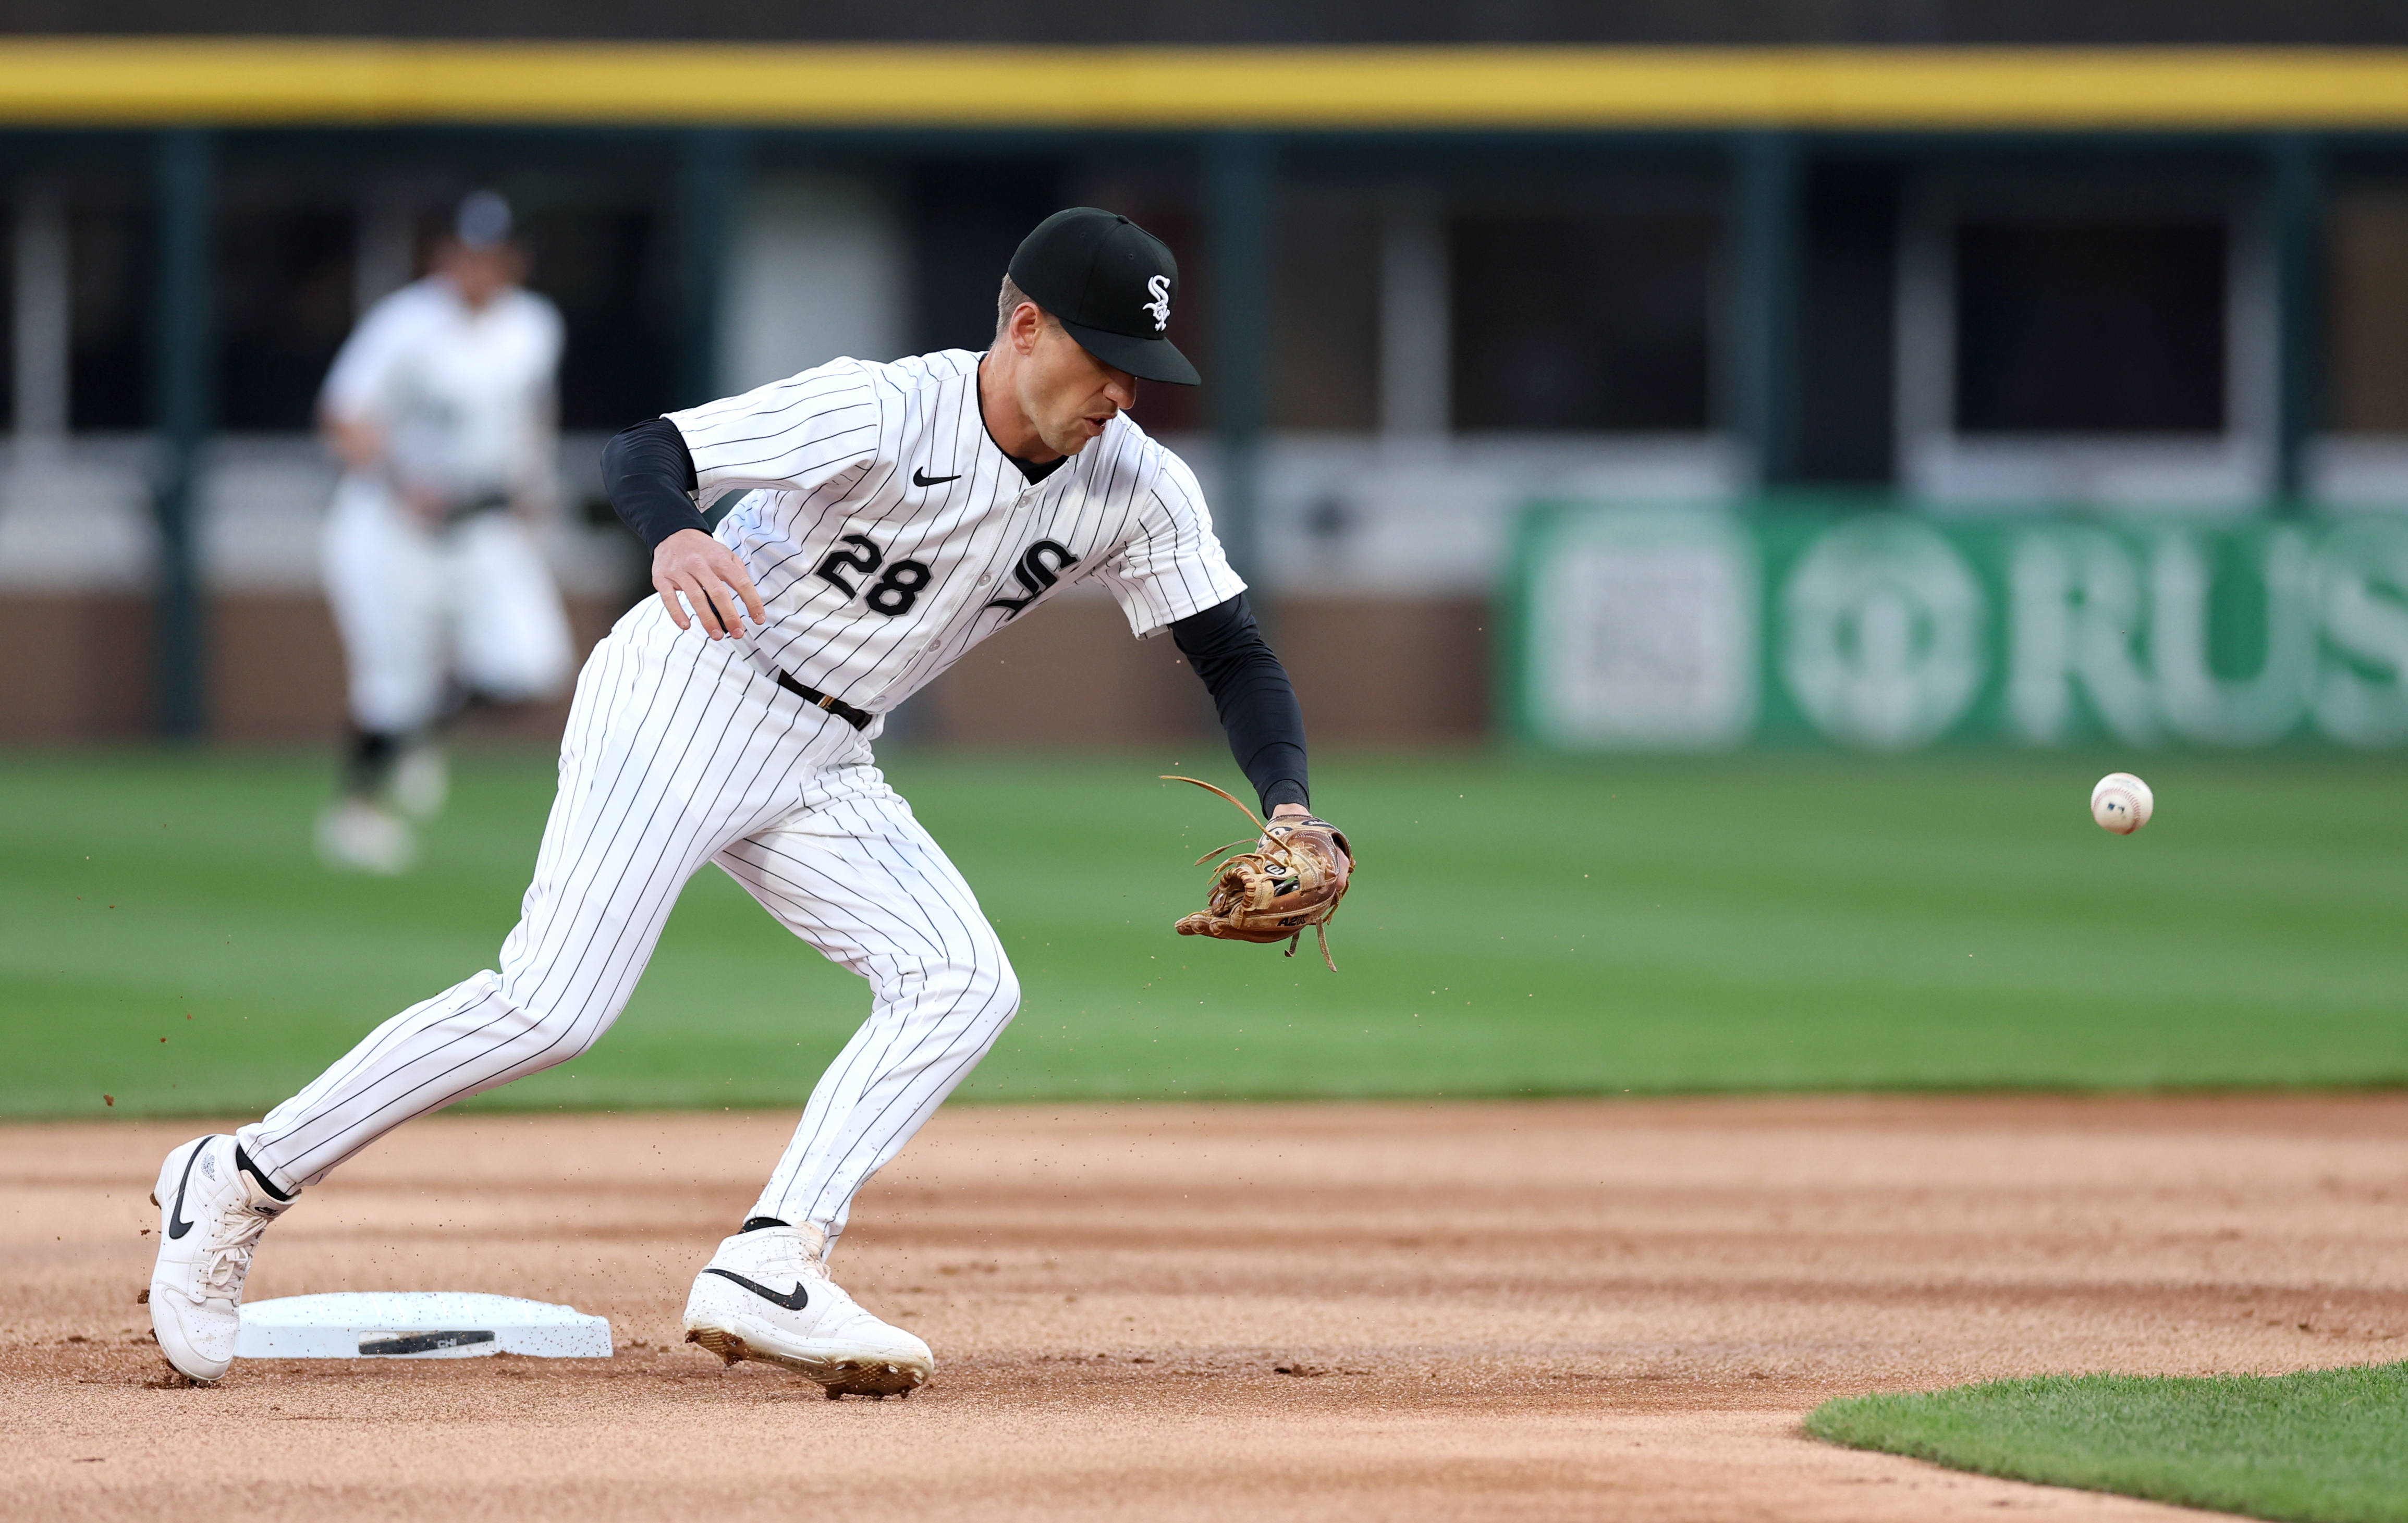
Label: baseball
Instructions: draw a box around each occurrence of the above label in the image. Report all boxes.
[2090,772,2154,834]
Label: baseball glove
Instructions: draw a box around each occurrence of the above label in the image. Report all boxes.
[1162,776,1354,971]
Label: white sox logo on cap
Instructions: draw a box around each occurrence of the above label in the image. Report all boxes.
[1006,208,1200,385]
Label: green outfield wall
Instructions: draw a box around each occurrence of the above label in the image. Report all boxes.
[1513,506,2408,752]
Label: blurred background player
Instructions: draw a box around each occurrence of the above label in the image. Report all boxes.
[314,190,575,873]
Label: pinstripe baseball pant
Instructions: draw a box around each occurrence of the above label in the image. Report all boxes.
[238,599,1020,1245]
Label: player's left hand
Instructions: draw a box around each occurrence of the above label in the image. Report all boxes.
[652,527,767,641]
[1162,778,1354,971]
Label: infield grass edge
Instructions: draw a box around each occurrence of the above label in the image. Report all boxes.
[1804,1364,2408,1523]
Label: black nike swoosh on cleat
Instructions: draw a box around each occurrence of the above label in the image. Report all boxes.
[911,468,961,487]
[165,1143,205,1240]
[704,1268,811,1311]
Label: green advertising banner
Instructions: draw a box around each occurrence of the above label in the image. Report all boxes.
[1513,506,2408,750]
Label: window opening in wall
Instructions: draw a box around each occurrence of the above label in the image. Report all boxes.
[218,190,353,431]
[1450,213,1715,433]
[2327,188,2408,434]
[1796,168,1899,485]
[0,191,22,433]
[1271,192,1379,431]
[69,191,149,432]
[907,160,1070,359]
[522,203,676,432]
[1953,218,2227,435]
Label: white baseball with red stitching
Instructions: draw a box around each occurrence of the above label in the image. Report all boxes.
[2090,772,2154,835]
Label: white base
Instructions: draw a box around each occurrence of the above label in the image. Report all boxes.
[236,1292,614,1360]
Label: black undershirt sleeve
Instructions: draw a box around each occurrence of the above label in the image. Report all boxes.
[1169,593,1310,814]
[601,416,708,549]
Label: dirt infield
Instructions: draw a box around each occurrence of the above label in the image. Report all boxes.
[5,1095,2405,1521]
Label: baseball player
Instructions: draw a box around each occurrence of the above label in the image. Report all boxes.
[315,190,576,874]
[147,208,1332,1397]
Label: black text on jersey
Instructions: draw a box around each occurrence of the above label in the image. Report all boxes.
[983,539,1081,619]
[815,533,934,617]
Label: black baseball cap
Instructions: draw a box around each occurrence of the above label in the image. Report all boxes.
[1006,208,1201,387]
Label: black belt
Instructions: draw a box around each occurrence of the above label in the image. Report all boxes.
[775,670,874,731]
[441,491,512,526]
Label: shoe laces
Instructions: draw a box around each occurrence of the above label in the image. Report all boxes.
[194,1202,276,1301]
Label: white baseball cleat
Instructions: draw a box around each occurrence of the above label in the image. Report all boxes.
[147,1135,297,1382]
[682,1224,933,1399]
[315,797,415,875]
[389,744,450,821]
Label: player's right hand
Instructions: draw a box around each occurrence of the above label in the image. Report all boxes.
[652,528,767,641]
[400,483,450,526]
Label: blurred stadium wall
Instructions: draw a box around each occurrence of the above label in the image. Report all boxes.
[4,5,2408,746]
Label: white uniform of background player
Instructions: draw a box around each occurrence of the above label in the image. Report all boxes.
[148,209,1321,1398]
[316,191,575,873]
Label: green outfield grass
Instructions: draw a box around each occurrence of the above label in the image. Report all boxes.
[1808,1364,2408,1523]
[0,746,2402,1117]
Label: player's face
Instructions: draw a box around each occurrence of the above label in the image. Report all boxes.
[435,241,526,309]
[1014,308,1138,459]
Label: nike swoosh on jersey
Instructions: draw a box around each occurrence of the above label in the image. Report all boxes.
[911,468,961,487]
[703,1268,812,1311]
[166,1143,205,1240]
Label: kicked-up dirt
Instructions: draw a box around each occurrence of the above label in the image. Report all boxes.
[4,1094,2406,1520]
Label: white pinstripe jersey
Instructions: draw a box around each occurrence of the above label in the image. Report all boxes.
[323,277,563,502]
[666,348,1244,714]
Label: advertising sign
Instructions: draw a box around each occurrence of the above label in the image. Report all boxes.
[1514,506,2408,750]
